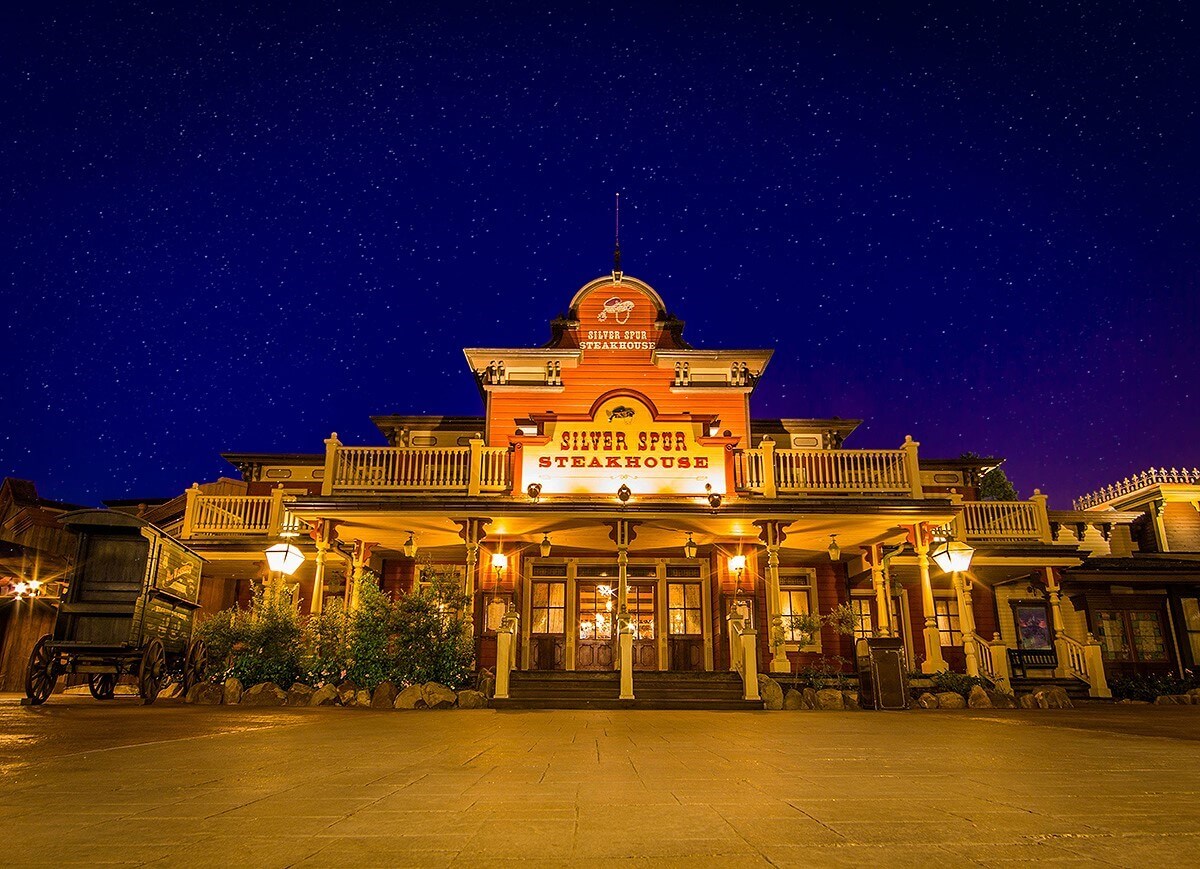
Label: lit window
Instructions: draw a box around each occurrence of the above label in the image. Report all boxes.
[780,586,812,643]
[851,598,874,641]
[530,581,565,635]
[934,598,962,647]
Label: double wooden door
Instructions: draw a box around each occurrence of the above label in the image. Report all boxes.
[576,580,658,670]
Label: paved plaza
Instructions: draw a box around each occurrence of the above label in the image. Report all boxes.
[2,697,1199,867]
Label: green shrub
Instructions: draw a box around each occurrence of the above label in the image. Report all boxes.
[1109,670,1200,702]
[302,598,349,686]
[197,581,303,689]
[929,670,986,699]
[794,655,853,691]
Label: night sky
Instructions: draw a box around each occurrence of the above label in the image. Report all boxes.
[3,3,1197,508]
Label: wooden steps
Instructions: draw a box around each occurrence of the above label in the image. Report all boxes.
[491,670,764,710]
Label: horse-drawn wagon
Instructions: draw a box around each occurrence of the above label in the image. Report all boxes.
[24,510,207,705]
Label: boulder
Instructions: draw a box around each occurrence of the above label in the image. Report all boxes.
[1155,694,1193,705]
[1033,686,1073,709]
[801,687,819,710]
[158,682,183,701]
[186,682,224,705]
[842,691,860,710]
[456,689,487,709]
[241,682,287,706]
[815,688,844,710]
[309,684,339,706]
[223,678,243,705]
[422,682,458,709]
[1187,688,1200,699]
[336,681,359,706]
[917,692,939,709]
[783,689,805,710]
[1017,693,1038,709]
[476,669,496,699]
[287,683,315,706]
[987,690,1017,709]
[355,689,372,706]
[967,685,993,709]
[394,684,426,709]
[371,681,398,709]
[935,692,966,709]
[757,675,784,710]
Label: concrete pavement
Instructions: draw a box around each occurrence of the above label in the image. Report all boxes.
[2,696,1199,866]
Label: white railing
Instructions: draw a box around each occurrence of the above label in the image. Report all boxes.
[739,449,767,490]
[1059,634,1090,682]
[969,632,1010,691]
[478,447,511,491]
[962,500,1042,541]
[1075,466,1200,509]
[494,611,519,700]
[190,494,272,534]
[334,446,471,490]
[726,615,761,701]
[775,448,910,494]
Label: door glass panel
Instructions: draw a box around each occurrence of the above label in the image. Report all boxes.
[852,598,874,641]
[1129,610,1168,662]
[578,583,613,640]
[668,582,701,636]
[629,584,655,640]
[1096,610,1132,662]
[531,581,565,636]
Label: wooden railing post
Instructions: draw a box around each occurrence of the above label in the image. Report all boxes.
[1029,489,1052,542]
[618,614,635,700]
[741,628,760,700]
[760,437,777,499]
[494,612,518,700]
[321,432,341,496]
[989,633,1012,692]
[902,435,923,498]
[267,484,286,537]
[467,438,484,496]
[1084,633,1111,698]
[181,483,200,539]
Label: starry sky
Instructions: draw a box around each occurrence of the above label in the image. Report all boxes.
[2,3,1197,508]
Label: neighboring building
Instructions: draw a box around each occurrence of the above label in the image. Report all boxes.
[5,275,1195,703]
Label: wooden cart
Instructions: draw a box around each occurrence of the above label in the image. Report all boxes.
[24,510,208,705]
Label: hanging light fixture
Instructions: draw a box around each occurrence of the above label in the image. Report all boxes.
[827,534,841,562]
[526,482,542,502]
[491,551,508,574]
[931,538,975,574]
[705,483,722,510]
[540,534,552,558]
[616,484,632,504]
[402,532,417,559]
[683,532,697,560]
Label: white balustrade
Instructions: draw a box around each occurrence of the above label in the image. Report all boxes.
[1059,634,1090,681]
[334,446,472,490]
[961,500,1041,541]
[478,447,511,491]
[190,495,273,534]
[726,614,761,701]
[1075,466,1200,509]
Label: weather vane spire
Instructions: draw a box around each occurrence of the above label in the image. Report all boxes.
[612,192,623,282]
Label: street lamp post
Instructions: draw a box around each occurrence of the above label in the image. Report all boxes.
[930,537,978,678]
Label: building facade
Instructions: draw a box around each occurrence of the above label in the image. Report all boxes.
[7,273,1199,702]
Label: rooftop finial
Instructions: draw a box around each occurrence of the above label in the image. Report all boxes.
[612,192,623,282]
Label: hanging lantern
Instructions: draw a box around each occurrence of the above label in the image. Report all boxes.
[265,540,306,576]
[491,551,508,573]
[827,534,841,562]
[683,533,697,560]
[540,534,552,558]
[931,538,975,574]
[402,533,417,559]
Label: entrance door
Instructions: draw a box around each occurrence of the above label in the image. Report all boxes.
[529,580,566,671]
[576,582,615,670]
[627,582,658,670]
[668,581,703,670]
[1094,605,1173,675]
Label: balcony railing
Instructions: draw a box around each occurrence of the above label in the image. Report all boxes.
[181,486,303,539]
[961,500,1045,541]
[734,437,922,497]
[1074,466,1200,510]
[323,436,512,495]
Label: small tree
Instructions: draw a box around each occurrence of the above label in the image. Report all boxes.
[302,598,349,686]
[960,452,1019,500]
[196,582,303,689]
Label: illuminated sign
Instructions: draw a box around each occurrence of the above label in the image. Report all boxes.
[520,397,727,496]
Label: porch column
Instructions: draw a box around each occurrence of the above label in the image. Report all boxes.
[454,518,492,621]
[308,519,336,615]
[605,520,640,673]
[349,539,377,612]
[907,524,946,673]
[1044,566,1071,679]
[863,543,893,637]
[755,520,791,673]
[953,573,980,677]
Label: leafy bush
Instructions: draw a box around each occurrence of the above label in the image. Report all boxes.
[1109,670,1200,702]
[794,655,853,691]
[197,582,303,689]
[302,598,349,686]
[929,670,986,699]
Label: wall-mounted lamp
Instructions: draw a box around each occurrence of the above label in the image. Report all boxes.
[616,484,632,505]
[705,483,722,510]
[526,482,542,502]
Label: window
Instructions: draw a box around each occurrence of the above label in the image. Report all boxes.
[1098,608,1169,664]
[530,581,565,635]
[628,584,656,640]
[780,586,813,643]
[668,582,702,635]
[851,598,874,641]
[1182,598,1200,664]
[578,584,614,640]
[934,598,962,647]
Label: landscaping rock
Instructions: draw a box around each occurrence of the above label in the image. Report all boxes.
[917,692,939,709]
[336,681,358,706]
[476,668,496,699]
[783,689,805,710]
[757,675,784,710]
[801,687,818,710]
[186,682,223,705]
[223,678,243,705]
[309,684,339,706]
[422,682,458,709]
[355,689,372,706]
[287,683,315,706]
[371,681,398,709]
[394,684,426,709]
[457,689,487,709]
[967,685,992,709]
[241,682,287,706]
[1017,693,1037,709]
[1116,698,1150,705]
[158,682,183,700]
[1154,694,1193,705]
[1188,688,1200,700]
[1033,686,1073,709]
[815,688,844,710]
[987,690,1017,709]
[842,691,860,710]
[935,691,966,709]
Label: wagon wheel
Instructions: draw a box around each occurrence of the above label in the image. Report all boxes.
[182,639,208,696]
[138,639,166,705]
[24,634,57,706]
[88,674,117,700]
